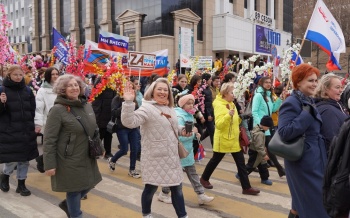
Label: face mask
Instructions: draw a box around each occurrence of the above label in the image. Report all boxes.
[185,108,196,115]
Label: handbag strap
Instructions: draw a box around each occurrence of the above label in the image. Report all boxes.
[152,105,181,142]
[260,93,271,116]
[70,107,91,139]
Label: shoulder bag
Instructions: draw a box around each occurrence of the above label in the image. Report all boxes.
[165,116,189,159]
[106,117,117,134]
[70,108,104,159]
[268,95,306,161]
[239,126,249,154]
[268,131,304,161]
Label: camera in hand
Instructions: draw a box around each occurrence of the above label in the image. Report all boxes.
[185,121,193,133]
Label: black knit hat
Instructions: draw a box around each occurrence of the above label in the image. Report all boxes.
[260,116,273,128]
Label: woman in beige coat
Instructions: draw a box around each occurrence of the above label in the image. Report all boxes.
[122,78,191,218]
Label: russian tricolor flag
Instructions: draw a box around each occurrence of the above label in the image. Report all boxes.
[98,31,129,53]
[305,0,345,71]
[292,51,303,66]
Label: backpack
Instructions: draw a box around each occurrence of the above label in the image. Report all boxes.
[323,117,350,217]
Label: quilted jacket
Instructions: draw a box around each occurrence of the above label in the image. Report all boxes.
[34,82,57,134]
[121,99,184,186]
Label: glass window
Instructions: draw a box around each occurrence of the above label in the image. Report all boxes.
[283,0,293,33]
[94,0,102,41]
[48,0,52,48]
[78,0,86,44]
[60,0,71,38]
[112,0,202,40]
[38,0,42,50]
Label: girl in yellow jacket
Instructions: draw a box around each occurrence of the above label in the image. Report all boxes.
[200,82,260,195]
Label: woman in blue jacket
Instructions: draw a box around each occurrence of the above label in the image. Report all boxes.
[315,73,348,152]
[251,76,285,177]
[278,63,329,218]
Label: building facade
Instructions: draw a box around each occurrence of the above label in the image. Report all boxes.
[2,0,33,54]
[213,0,293,60]
[29,0,292,68]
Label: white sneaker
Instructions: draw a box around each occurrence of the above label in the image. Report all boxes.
[198,193,214,205]
[107,157,115,172]
[157,191,172,204]
[142,214,153,218]
[128,170,141,179]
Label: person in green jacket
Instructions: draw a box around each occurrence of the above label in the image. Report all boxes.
[43,74,102,218]
[251,76,285,177]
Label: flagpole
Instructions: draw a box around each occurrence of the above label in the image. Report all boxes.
[138,68,141,82]
[285,37,306,91]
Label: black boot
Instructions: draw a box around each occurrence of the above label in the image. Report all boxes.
[16,179,31,196]
[59,200,70,218]
[36,155,45,173]
[0,173,10,192]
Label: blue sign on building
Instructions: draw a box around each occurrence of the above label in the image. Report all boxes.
[268,31,281,46]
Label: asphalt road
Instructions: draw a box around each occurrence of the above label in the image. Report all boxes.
[0,137,291,218]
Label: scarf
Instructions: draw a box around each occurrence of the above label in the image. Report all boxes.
[153,96,169,106]
[294,90,314,105]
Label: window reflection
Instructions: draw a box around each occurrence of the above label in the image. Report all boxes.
[94,0,102,41]
[79,0,86,44]
[283,0,293,33]
[112,0,203,40]
[60,0,71,38]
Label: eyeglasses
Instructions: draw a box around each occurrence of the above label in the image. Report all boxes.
[67,84,80,88]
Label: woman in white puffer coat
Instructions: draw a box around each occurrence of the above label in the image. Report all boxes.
[34,67,60,173]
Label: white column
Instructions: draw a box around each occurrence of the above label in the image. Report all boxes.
[247,0,255,18]
[268,0,274,19]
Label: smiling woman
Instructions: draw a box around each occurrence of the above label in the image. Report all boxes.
[278,63,330,218]
[43,74,101,218]
[315,73,348,151]
[121,78,189,218]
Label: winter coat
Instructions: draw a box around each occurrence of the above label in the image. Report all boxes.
[121,100,184,186]
[250,125,267,168]
[91,88,116,129]
[212,94,241,153]
[202,86,214,118]
[252,86,282,136]
[278,91,329,218]
[43,96,102,192]
[135,91,143,107]
[111,95,138,129]
[175,107,195,167]
[0,77,38,163]
[315,98,348,151]
[34,82,57,134]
